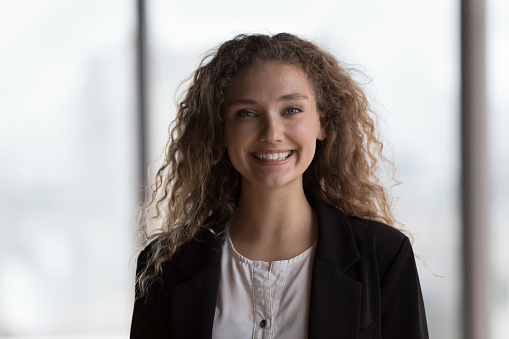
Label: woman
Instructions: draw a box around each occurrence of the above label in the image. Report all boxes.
[130,33,429,339]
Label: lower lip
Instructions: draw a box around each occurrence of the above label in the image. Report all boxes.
[250,152,294,165]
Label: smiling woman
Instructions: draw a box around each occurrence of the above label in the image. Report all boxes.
[131,33,429,338]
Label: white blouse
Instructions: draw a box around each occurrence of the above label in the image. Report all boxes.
[212,233,316,339]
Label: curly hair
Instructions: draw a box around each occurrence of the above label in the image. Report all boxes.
[135,33,407,297]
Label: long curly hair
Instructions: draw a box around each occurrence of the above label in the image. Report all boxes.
[136,33,406,297]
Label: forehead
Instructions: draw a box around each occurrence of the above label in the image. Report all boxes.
[225,62,315,102]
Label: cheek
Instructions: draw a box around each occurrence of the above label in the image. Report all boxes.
[294,121,322,145]
[224,124,239,147]
[225,123,258,147]
[224,128,239,148]
[226,146,246,176]
[224,128,246,163]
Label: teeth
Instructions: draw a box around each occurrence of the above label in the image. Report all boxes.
[254,151,292,161]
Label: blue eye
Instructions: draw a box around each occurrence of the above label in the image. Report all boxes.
[284,106,303,115]
[236,109,257,117]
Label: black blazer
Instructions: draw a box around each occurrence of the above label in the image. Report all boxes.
[130,195,429,338]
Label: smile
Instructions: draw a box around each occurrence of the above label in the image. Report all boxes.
[252,151,292,161]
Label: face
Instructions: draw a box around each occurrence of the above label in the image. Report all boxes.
[224,62,326,191]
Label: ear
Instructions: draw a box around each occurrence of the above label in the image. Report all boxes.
[317,116,326,141]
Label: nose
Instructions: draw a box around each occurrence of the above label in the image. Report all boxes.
[258,113,284,143]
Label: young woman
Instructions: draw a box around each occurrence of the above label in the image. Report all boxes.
[130,33,429,339]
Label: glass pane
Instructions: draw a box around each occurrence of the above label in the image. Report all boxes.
[147,1,460,338]
[0,1,136,337]
[487,0,509,338]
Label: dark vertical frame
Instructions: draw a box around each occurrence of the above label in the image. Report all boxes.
[461,0,490,338]
[136,0,148,204]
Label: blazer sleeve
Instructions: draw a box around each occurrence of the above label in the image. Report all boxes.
[380,237,429,338]
[130,246,162,339]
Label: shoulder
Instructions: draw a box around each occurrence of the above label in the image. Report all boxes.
[134,237,178,293]
[136,230,224,285]
[348,216,407,255]
[312,194,413,278]
[347,216,413,279]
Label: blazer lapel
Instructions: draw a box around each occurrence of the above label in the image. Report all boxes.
[167,232,223,339]
[308,195,363,339]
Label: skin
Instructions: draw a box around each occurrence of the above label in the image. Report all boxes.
[223,62,325,262]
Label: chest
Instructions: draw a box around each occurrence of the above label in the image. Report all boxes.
[212,238,316,339]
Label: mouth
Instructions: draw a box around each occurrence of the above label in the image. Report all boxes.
[252,150,293,161]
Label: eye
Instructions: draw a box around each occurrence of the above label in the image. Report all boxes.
[284,106,303,115]
[236,109,257,117]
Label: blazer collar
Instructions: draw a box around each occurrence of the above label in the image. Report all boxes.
[307,194,363,339]
[308,193,361,271]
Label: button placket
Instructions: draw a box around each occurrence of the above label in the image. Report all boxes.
[251,260,270,338]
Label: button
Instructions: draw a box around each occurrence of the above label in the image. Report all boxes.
[260,319,267,328]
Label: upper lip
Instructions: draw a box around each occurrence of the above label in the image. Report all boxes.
[251,149,293,153]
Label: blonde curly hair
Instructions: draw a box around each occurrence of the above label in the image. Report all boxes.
[136,33,406,297]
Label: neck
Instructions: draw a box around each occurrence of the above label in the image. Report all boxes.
[228,179,317,261]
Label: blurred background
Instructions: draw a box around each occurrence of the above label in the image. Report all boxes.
[0,0,507,338]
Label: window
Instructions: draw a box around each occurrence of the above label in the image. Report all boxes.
[0,1,136,337]
[487,0,509,337]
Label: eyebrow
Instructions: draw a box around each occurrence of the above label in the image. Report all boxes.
[278,93,309,102]
[228,93,309,107]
